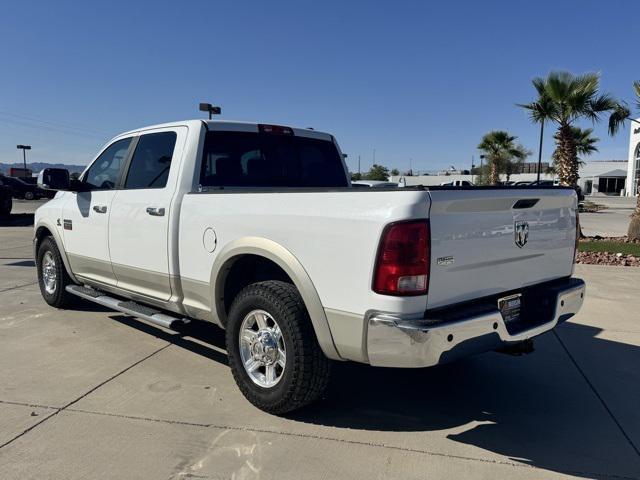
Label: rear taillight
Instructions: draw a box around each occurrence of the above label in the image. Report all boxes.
[258,124,294,135]
[373,220,430,296]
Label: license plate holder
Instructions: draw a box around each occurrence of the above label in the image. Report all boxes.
[498,293,522,324]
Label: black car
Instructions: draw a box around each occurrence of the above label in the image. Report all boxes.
[0,177,13,215]
[0,175,42,200]
[528,179,584,201]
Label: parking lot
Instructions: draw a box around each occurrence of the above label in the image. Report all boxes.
[0,200,639,479]
[580,196,636,237]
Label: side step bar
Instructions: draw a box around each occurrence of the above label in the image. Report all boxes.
[66,285,190,330]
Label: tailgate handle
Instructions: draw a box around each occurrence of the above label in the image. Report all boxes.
[512,198,539,209]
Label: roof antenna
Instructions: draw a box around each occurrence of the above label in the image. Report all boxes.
[199,103,222,120]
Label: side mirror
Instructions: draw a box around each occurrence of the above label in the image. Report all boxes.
[38,168,70,191]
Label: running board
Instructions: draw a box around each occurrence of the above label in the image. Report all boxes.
[65,285,190,330]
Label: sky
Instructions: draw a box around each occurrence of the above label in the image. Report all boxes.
[0,0,638,174]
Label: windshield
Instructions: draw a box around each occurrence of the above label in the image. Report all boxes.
[200,131,348,188]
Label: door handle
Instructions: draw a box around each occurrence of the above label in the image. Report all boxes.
[92,205,107,214]
[146,207,165,217]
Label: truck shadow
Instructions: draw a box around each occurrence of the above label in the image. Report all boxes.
[109,314,639,478]
[291,324,640,478]
[0,213,35,227]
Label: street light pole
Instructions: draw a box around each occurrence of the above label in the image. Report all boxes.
[536,120,545,183]
[199,103,221,119]
[16,145,31,178]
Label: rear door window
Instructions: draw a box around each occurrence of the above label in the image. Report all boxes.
[200,132,347,188]
[124,132,177,189]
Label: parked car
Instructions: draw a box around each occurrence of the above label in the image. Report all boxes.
[0,177,12,215]
[528,180,584,201]
[1,175,41,200]
[34,119,585,414]
[351,180,399,188]
[440,180,474,187]
[528,180,556,187]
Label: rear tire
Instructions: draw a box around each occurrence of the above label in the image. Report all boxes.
[24,191,35,201]
[226,280,331,414]
[36,236,74,308]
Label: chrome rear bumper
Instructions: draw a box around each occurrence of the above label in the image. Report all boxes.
[366,278,585,368]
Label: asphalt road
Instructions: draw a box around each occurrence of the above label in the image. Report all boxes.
[0,204,639,479]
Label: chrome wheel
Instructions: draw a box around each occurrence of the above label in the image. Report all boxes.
[42,251,57,295]
[239,309,286,388]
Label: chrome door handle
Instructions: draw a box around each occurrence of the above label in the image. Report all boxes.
[92,205,107,214]
[146,207,165,217]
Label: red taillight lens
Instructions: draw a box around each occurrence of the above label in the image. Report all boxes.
[373,220,430,296]
[258,124,294,135]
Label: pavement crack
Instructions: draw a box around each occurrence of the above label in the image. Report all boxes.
[560,324,640,335]
[0,399,59,410]
[0,244,33,251]
[50,408,640,480]
[0,281,38,294]
[0,343,171,450]
[66,408,211,428]
[553,330,640,458]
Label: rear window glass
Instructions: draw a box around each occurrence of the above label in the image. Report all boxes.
[125,132,177,189]
[200,131,347,188]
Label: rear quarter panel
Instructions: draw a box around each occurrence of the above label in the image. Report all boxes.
[178,190,431,318]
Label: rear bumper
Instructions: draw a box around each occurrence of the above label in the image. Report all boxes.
[366,277,585,368]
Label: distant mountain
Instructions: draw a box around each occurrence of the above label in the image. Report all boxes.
[0,162,86,176]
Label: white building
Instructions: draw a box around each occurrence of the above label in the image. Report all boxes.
[627,119,640,196]
[391,160,629,196]
[579,161,628,196]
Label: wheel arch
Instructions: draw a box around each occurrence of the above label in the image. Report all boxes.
[34,220,78,284]
[210,237,342,361]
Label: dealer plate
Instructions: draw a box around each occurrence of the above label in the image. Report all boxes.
[498,293,522,323]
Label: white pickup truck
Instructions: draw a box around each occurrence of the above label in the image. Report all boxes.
[34,120,585,413]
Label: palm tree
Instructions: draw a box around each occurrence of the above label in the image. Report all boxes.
[477,131,528,185]
[552,126,599,167]
[519,71,626,187]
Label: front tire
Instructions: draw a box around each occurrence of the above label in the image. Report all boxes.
[24,191,35,201]
[226,281,331,414]
[36,236,74,308]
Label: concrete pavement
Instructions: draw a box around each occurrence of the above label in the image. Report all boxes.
[580,196,636,237]
[0,221,639,479]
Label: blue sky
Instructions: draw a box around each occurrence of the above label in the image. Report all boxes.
[0,0,638,173]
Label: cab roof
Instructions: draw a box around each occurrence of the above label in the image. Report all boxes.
[118,119,333,142]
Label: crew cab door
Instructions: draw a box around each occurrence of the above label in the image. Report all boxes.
[108,127,185,301]
[62,137,134,286]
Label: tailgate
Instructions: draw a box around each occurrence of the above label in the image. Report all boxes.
[426,188,577,309]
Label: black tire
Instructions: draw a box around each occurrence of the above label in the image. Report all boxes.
[226,280,331,414]
[24,191,35,201]
[36,236,75,308]
[0,195,11,216]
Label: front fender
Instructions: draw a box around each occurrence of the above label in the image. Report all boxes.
[210,237,342,361]
[34,218,79,284]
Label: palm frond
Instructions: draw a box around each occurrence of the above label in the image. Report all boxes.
[608,102,631,136]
